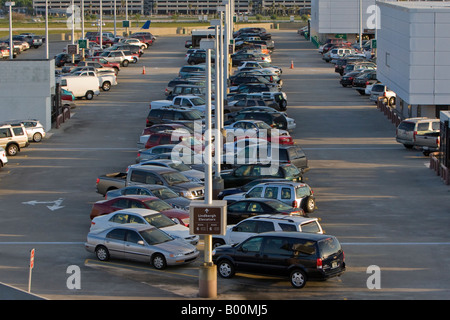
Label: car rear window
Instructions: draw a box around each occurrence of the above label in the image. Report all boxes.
[371,85,384,92]
[398,121,415,131]
[300,221,321,234]
[417,123,430,131]
[295,186,310,198]
[318,237,342,259]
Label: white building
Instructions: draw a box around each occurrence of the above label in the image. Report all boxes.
[310,0,376,43]
[0,60,55,132]
[377,0,450,119]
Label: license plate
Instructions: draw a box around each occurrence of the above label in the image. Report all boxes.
[332,261,338,269]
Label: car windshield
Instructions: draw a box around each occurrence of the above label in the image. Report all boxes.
[191,97,205,106]
[143,213,176,228]
[265,200,293,211]
[139,227,173,245]
[283,165,301,177]
[150,187,179,200]
[168,162,191,172]
[161,171,190,185]
[184,110,203,120]
[259,62,271,68]
[144,199,174,211]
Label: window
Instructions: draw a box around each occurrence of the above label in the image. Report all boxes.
[128,214,145,224]
[234,165,252,177]
[300,221,321,234]
[0,128,11,138]
[247,202,264,213]
[263,237,290,255]
[257,221,275,233]
[264,186,278,199]
[112,199,129,209]
[281,187,292,200]
[247,186,263,198]
[125,230,143,244]
[291,239,317,256]
[228,201,248,212]
[129,200,145,209]
[241,236,263,253]
[417,123,430,131]
[144,173,163,185]
[234,220,257,233]
[109,213,128,224]
[279,223,297,232]
[106,229,126,241]
[130,170,147,184]
[296,186,311,198]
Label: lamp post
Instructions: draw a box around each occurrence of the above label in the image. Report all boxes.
[45,0,48,59]
[6,1,15,60]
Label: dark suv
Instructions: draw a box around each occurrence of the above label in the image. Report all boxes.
[146,107,204,127]
[212,232,345,288]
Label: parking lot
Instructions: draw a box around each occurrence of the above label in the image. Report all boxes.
[1,29,450,300]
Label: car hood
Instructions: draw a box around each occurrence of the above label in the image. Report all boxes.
[164,197,191,211]
[155,237,197,252]
[223,192,245,201]
[168,181,204,191]
[183,169,205,180]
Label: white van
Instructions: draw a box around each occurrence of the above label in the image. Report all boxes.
[58,76,100,100]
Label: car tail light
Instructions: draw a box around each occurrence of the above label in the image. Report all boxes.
[316,258,323,269]
[292,200,297,208]
[413,130,417,142]
[96,178,100,185]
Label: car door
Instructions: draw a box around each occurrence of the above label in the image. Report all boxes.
[233,236,264,272]
[104,228,127,259]
[123,228,151,262]
[260,236,293,274]
[226,201,250,224]
[228,220,258,244]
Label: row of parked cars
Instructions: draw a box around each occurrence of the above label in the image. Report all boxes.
[0,33,44,59]
[84,28,346,289]
[319,38,441,156]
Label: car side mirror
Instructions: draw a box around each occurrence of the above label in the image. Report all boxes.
[137,240,145,246]
[231,226,238,231]
[244,193,250,198]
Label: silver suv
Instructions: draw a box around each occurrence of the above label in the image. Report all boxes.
[212,214,323,248]
[223,181,316,213]
[7,120,46,142]
[0,123,29,156]
[396,117,440,149]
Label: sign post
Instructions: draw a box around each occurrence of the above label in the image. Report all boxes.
[28,248,35,293]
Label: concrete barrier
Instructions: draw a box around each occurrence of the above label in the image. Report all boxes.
[440,164,450,185]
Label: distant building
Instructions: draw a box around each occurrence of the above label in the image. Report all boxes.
[33,0,144,15]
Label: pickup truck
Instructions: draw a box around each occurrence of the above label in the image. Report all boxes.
[62,68,117,91]
[96,166,205,200]
[414,131,440,156]
[149,95,208,113]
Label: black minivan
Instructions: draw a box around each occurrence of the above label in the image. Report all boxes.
[212,232,345,288]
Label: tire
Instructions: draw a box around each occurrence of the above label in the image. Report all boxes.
[95,246,110,261]
[133,57,138,63]
[280,100,287,111]
[122,60,129,67]
[217,259,235,278]
[102,81,111,91]
[290,269,307,289]
[212,239,225,248]
[85,91,94,100]
[152,253,167,270]
[33,132,42,143]
[6,144,19,156]
[403,144,413,149]
[305,197,315,213]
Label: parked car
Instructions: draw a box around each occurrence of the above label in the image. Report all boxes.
[0,123,30,156]
[226,198,305,224]
[226,109,296,132]
[85,224,199,269]
[221,163,303,189]
[89,195,190,222]
[224,120,292,145]
[89,208,199,245]
[237,61,282,75]
[132,159,204,183]
[212,232,345,288]
[369,84,396,106]
[167,84,205,100]
[0,147,8,169]
[99,50,136,67]
[105,185,191,214]
[6,119,46,142]
[57,75,100,100]
[212,214,323,248]
[146,106,204,127]
[54,53,82,67]
[396,117,440,150]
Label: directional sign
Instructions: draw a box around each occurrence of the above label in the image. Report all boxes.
[189,200,227,235]
[22,198,64,211]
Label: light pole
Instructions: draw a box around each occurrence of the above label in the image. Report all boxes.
[45,0,48,59]
[6,1,15,60]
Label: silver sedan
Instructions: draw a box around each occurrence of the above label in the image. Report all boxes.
[85,224,199,269]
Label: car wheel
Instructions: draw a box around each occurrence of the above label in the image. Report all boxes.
[85,91,94,100]
[102,81,111,91]
[6,144,19,156]
[152,253,167,270]
[33,132,43,143]
[95,246,110,261]
[290,269,307,289]
[218,259,235,278]
[305,197,315,213]
[280,100,287,111]
[122,60,129,67]
[212,239,225,248]
[403,144,413,149]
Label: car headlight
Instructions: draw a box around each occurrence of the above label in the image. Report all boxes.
[212,249,216,256]
[180,190,193,198]
[169,252,185,258]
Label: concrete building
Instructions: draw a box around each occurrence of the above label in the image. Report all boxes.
[377,0,450,119]
[0,60,55,132]
[33,0,144,15]
[310,0,376,43]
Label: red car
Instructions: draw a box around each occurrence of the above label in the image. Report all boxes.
[90,195,190,226]
[87,36,114,46]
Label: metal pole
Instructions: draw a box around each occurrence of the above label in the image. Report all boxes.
[45,0,49,59]
[82,0,85,38]
[126,0,129,36]
[214,24,221,179]
[205,47,213,207]
[223,2,229,113]
[114,0,117,37]
[359,0,362,51]
[100,0,103,48]
[9,3,13,60]
[71,0,75,44]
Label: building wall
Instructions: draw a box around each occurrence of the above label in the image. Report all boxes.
[377,1,450,106]
[0,60,55,132]
[311,0,375,37]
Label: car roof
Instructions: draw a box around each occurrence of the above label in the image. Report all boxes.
[255,231,332,241]
[253,181,309,188]
[97,208,160,218]
[130,164,178,173]
[247,214,318,223]
[113,195,159,201]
